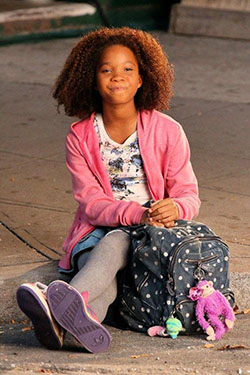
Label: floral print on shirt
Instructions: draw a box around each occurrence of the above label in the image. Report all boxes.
[94,115,151,204]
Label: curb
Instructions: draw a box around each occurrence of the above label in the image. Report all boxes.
[170,3,250,40]
[0,3,103,45]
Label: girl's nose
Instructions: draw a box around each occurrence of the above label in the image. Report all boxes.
[111,73,124,82]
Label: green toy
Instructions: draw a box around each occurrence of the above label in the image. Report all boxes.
[147,317,183,339]
[166,317,183,339]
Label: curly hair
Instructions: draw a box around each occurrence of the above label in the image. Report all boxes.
[53,27,174,118]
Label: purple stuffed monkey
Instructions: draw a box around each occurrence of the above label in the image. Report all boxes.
[189,280,235,341]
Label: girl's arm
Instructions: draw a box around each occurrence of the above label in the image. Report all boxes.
[148,124,200,223]
[163,124,200,220]
[66,131,147,227]
[167,125,200,219]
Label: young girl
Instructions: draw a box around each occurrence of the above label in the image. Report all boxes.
[17,27,200,354]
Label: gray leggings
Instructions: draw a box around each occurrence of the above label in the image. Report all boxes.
[69,230,130,322]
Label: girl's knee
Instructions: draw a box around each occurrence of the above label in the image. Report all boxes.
[105,229,129,240]
[104,230,130,249]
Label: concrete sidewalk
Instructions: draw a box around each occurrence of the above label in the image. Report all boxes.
[0,32,250,374]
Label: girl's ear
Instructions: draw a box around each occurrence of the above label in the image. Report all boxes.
[138,75,143,89]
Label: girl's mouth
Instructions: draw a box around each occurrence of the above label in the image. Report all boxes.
[109,86,127,92]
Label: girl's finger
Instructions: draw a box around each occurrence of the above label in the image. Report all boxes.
[148,218,165,227]
[144,217,163,227]
[165,221,175,228]
[149,210,177,221]
[150,198,173,210]
[149,202,176,214]
[150,199,162,207]
[149,209,174,218]
[149,201,175,215]
[159,214,178,223]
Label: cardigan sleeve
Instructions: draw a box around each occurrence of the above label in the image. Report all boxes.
[166,124,201,220]
[65,130,147,227]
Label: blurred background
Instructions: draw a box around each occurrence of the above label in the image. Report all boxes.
[1,0,249,44]
[0,0,182,44]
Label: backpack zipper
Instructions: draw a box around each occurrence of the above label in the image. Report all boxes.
[121,297,143,322]
[169,235,226,277]
[185,254,218,264]
[176,298,192,311]
[134,235,148,255]
[137,272,150,292]
[167,235,228,293]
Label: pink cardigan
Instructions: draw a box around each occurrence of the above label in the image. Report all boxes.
[59,110,200,269]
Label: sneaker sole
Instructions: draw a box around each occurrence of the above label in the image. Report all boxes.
[47,281,111,353]
[16,284,63,350]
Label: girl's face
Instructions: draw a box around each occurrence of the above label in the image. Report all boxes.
[96,44,142,108]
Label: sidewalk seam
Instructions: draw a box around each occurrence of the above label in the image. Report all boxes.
[1,220,53,260]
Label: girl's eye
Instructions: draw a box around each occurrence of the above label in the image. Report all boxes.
[101,69,111,73]
[125,67,133,71]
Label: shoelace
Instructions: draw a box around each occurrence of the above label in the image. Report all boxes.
[35,281,48,294]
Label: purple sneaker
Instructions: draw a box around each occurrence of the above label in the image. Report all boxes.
[47,280,111,353]
[16,282,64,350]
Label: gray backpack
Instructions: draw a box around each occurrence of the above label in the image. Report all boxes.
[118,220,235,334]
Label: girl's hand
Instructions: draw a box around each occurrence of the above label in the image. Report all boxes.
[140,210,165,228]
[148,199,179,228]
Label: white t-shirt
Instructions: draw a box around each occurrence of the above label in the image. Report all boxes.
[94,114,151,205]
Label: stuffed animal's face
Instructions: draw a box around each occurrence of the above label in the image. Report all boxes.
[200,281,214,298]
[189,280,215,301]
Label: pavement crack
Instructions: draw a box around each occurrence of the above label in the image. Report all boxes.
[0,198,73,214]
[0,260,49,267]
[23,228,61,256]
[0,149,65,163]
[199,185,250,198]
[175,102,233,121]
[0,221,53,261]
[3,80,51,88]
[226,239,250,248]
[193,147,250,162]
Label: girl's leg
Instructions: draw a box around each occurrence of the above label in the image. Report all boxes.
[71,248,118,321]
[70,230,130,303]
[76,249,91,270]
[46,230,130,353]
[90,279,117,322]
